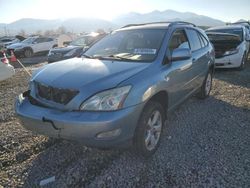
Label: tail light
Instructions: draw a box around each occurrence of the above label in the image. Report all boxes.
[1,53,9,64]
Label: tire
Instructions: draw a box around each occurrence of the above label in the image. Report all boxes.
[238,53,246,70]
[24,48,33,58]
[197,70,213,99]
[134,101,165,157]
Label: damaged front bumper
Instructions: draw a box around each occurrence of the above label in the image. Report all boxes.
[15,92,144,148]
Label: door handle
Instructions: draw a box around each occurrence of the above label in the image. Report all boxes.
[192,58,196,62]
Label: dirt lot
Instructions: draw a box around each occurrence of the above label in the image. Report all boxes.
[0,56,250,187]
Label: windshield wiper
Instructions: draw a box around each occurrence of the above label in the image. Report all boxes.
[82,54,134,61]
[82,54,93,58]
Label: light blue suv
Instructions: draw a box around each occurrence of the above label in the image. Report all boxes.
[15,22,215,156]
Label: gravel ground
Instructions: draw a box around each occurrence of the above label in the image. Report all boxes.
[0,57,249,187]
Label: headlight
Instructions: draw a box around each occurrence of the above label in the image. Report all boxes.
[64,49,77,57]
[80,86,131,111]
[224,49,239,56]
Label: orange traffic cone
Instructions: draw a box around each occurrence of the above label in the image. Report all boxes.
[10,50,17,62]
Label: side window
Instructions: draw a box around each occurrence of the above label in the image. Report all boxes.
[186,29,202,51]
[168,29,190,54]
[44,38,53,42]
[198,33,208,48]
[34,38,45,43]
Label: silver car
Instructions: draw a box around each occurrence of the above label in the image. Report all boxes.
[15,22,215,157]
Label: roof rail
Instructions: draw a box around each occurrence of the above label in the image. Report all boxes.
[168,21,196,27]
[121,21,196,28]
[227,21,250,26]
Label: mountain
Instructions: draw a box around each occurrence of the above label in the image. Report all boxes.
[0,9,225,36]
[0,18,116,35]
[113,10,224,27]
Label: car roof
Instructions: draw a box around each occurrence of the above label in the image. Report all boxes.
[117,21,196,31]
[207,25,244,31]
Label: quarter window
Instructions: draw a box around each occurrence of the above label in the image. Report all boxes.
[198,33,208,48]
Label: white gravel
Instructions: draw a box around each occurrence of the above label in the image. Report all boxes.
[0,57,249,187]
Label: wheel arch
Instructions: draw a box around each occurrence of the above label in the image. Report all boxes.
[145,90,168,116]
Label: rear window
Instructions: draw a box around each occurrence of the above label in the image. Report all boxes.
[208,28,243,41]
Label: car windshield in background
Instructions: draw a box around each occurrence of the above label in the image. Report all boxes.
[208,29,243,41]
[70,37,86,46]
[21,37,35,44]
[85,29,166,62]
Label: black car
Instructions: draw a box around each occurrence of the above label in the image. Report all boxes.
[47,33,106,63]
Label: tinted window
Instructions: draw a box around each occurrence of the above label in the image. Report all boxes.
[21,37,36,44]
[187,29,202,51]
[34,38,45,43]
[85,29,166,62]
[45,38,53,42]
[71,37,87,46]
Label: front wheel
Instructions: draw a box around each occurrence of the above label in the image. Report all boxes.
[197,71,213,99]
[134,101,165,157]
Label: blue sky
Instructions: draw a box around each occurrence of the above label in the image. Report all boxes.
[0,0,249,23]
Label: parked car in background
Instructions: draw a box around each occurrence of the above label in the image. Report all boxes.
[16,21,214,157]
[47,33,106,63]
[7,36,57,58]
[0,52,15,81]
[206,25,250,69]
[229,21,250,51]
[0,36,26,49]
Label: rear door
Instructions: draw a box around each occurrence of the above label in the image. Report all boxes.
[186,29,209,89]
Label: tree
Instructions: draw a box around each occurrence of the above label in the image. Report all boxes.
[44,29,55,36]
[18,29,26,37]
[57,26,66,34]
[96,29,105,34]
[35,30,42,36]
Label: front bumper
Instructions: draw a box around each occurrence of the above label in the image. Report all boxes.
[215,54,242,68]
[15,94,144,148]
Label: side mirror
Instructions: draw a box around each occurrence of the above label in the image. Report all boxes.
[171,48,191,61]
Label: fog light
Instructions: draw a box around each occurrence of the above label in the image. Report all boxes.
[96,129,121,139]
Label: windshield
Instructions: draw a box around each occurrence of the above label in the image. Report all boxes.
[207,28,243,41]
[21,37,36,44]
[70,37,87,46]
[85,29,166,62]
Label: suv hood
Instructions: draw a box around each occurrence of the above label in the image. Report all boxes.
[32,57,149,91]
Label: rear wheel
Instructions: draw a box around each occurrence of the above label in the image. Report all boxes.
[197,71,212,99]
[134,101,165,157]
[24,48,33,58]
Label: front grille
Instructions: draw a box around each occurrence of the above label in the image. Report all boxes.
[36,82,79,105]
